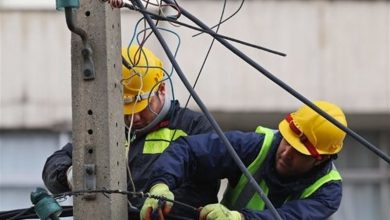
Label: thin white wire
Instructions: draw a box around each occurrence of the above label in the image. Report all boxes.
[124,47,157,194]
[117,6,179,205]
[125,72,143,194]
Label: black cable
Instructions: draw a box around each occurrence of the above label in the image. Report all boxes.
[0,189,199,220]
[7,207,34,220]
[192,0,245,38]
[160,0,390,165]
[122,56,133,70]
[164,0,228,154]
[148,194,198,214]
[131,0,284,219]
[0,207,73,220]
[184,0,227,108]
[0,207,33,220]
[180,0,227,142]
[123,3,286,57]
[54,189,199,213]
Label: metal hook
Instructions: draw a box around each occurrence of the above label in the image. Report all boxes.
[57,0,96,80]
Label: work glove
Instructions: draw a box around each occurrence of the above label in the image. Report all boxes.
[199,203,242,220]
[140,183,174,220]
[66,166,74,190]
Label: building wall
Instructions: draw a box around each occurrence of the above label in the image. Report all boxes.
[1,1,389,129]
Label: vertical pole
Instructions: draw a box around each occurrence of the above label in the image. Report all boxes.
[71,0,127,219]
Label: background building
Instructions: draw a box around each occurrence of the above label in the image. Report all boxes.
[1,0,389,219]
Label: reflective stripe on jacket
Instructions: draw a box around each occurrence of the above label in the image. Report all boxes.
[143,128,188,154]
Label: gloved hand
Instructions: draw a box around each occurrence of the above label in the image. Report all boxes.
[140,183,174,220]
[199,203,242,220]
[66,166,74,190]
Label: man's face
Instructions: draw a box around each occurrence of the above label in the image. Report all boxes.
[275,138,320,178]
[124,95,164,129]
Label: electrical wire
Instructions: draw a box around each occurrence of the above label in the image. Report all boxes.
[132,0,389,218]
[0,189,197,220]
[122,1,182,144]
[122,45,150,195]
[192,0,245,38]
[50,1,390,220]
[85,2,389,220]
[121,0,189,158]
[120,0,281,219]
[123,4,286,57]
[53,189,198,214]
[110,1,285,57]
[1,207,34,220]
[134,26,181,77]
[160,0,390,165]
[184,0,227,108]
[123,16,181,114]
[123,8,156,54]
[126,15,182,74]
[120,0,182,209]
[122,45,178,199]
[171,0,228,142]
[32,2,388,220]
[132,0,284,219]
[125,71,143,194]
[120,0,182,200]
[0,206,73,220]
[143,0,182,26]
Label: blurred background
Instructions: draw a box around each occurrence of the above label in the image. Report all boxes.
[1,0,389,219]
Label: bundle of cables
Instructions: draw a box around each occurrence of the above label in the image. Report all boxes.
[0,188,198,220]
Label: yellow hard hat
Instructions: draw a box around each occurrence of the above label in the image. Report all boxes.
[122,45,164,115]
[279,101,347,157]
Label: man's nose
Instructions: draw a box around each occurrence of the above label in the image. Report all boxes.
[131,113,141,121]
[124,114,140,124]
[282,145,295,160]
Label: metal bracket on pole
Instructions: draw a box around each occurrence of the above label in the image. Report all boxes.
[64,8,95,80]
[83,164,96,200]
[56,0,96,80]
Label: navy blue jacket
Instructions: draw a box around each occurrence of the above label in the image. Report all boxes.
[146,131,342,220]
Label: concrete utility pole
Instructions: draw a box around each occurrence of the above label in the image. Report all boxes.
[70,0,127,219]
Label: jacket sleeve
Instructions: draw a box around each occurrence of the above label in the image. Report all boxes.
[145,131,264,190]
[241,181,342,220]
[180,108,213,134]
[42,142,73,194]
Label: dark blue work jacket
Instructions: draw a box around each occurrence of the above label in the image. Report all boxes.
[145,130,342,220]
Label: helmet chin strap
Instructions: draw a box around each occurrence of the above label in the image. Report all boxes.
[134,94,171,136]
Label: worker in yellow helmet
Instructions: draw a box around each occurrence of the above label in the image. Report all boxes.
[42,45,219,219]
[121,46,164,128]
[140,101,347,220]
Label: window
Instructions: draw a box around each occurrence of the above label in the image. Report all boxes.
[332,131,390,220]
[0,131,71,211]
